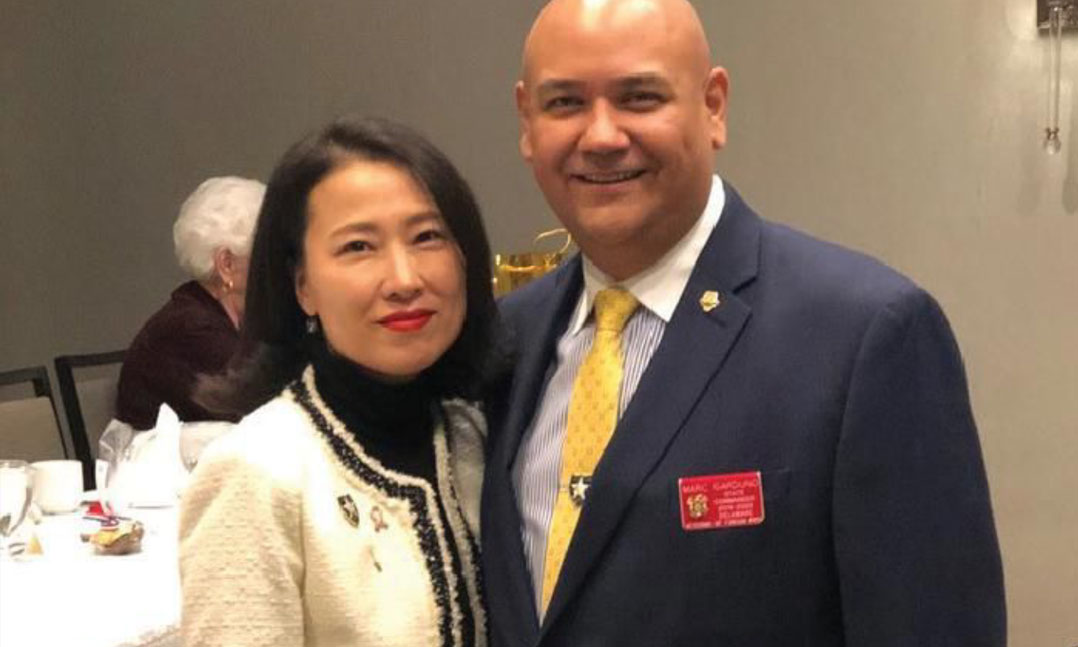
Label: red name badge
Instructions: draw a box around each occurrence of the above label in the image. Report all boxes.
[678,471,765,531]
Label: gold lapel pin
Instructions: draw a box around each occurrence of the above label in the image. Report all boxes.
[699,290,722,313]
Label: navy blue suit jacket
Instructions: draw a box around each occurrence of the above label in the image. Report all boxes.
[481,185,1005,646]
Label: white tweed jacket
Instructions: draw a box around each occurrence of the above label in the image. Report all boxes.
[179,367,487,647]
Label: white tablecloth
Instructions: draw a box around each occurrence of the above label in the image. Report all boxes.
[0,507,181,647]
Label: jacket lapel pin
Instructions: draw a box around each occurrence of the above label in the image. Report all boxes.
[370,506,389,532]
[337,494,359,528]
[569,474,592,507]
[700,290,722,313]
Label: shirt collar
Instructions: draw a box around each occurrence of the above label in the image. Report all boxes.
[568,175,726,335]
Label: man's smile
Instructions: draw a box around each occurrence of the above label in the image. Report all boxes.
[570,169,647,184]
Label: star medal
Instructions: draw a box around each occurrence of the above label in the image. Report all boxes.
[568,475,592,507]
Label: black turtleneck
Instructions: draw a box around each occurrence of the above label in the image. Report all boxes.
[309,339,439,481]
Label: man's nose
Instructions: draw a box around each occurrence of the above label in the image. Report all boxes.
[579,102,630,154]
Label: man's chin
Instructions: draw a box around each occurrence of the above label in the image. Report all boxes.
[564,211,656,248]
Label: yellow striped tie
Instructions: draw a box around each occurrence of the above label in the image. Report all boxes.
[541,287,639,612]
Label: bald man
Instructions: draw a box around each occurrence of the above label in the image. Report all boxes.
[481,0,1006,645]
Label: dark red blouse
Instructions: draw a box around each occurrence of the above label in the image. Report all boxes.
[116,281,240,429]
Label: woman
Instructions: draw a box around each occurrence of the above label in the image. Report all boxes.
[179,116,500,647]
[116,176,266,429]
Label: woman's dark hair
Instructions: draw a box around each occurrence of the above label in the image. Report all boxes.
[201,115,501,415]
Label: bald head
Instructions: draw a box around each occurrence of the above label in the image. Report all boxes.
[521,0,712,85]
[514,0,728,280]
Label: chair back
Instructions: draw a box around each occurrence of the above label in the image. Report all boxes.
[0,366,66,462]
[54,350,126,488]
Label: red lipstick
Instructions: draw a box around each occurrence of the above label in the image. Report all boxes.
[378,309,434,332]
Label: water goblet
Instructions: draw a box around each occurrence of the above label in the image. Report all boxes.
[100,454,132,519]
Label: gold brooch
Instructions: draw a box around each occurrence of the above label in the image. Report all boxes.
[699,290,722,313]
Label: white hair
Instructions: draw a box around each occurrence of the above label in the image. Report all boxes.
[173,176,266,281]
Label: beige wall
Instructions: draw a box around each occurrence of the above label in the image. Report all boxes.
[2,1,1075,643]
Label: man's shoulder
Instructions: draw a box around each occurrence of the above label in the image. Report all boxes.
[706,189,935,333]
[497,259,578,330]
[753,216,923,312]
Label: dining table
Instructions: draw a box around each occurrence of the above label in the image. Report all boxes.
[0,502,181,647]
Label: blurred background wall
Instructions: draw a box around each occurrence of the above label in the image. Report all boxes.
[2,1,1075,643]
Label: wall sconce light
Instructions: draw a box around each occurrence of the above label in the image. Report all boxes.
[1039,0,1077,154]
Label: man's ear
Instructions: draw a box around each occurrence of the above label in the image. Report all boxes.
[515,80,534,161]
[704,66,730,150]
[294,264,315,316]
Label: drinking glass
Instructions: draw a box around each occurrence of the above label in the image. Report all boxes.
[0,460,33,557]
[100,454,132,518]
[98,421,134,518]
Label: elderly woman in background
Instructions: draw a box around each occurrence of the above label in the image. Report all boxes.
[116,176,266,429]
[179,116,500,646]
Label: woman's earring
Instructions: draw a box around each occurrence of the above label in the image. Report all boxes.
[305,316,319,334]
[224,278,234,292]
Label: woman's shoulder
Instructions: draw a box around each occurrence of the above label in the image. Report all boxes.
[197,390,315,484]
[125,283,236,368]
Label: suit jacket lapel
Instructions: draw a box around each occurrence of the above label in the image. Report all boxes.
[541,186,762,633]
[488,258,583,645]
[497,258,584,474]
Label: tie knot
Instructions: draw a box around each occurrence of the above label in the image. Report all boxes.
[593,288,639,333]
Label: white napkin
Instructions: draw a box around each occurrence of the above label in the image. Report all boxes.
[99,406,237,508]
[99,406,184,508]
[134,405,188,505]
